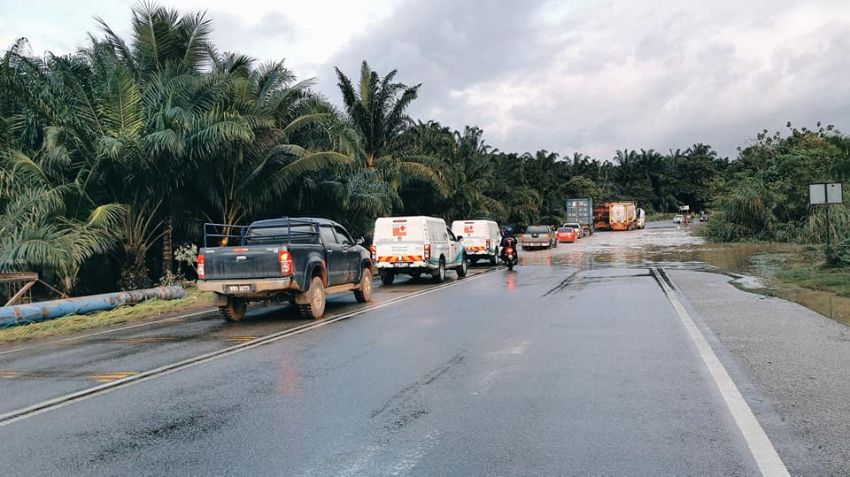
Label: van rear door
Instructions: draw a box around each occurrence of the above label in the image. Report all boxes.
[374,218,426,265]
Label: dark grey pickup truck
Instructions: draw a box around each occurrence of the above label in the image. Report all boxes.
[197,217,373,321]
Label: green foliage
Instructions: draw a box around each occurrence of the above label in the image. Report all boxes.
[703,182,777,242]
[707,123,850,246]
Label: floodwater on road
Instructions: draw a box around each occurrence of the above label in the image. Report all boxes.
[522,222,774,275]
[525,222,850,327]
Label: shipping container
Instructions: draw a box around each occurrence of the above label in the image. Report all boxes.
[565,198,594,235]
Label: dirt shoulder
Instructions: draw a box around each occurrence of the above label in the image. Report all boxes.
[670,269,850,476]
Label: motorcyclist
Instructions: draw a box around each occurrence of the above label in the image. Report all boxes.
[500,226,519,260]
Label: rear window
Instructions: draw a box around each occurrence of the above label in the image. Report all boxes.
[565,223,581,228]
[557,227,571,233]
[526,226,549,234]
[246,224,318,244]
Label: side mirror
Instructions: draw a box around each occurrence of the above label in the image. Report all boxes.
[456,236,463,242]
[356,237,365,245]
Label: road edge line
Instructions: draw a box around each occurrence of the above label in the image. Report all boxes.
[651,267,789,477]
[0,268,499,427]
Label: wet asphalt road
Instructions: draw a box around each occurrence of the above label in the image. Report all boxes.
[0,226,780,475]
[0,267,489,416]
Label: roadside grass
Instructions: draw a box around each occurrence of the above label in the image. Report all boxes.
[774,264,850,299]
[0,287,213,344]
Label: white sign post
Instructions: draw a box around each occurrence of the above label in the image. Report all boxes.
[810,183,844,261]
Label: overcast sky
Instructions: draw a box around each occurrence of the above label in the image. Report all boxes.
[2,0,850,159]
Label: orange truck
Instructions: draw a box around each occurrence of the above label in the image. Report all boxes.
[609,201,637,231]
[593,203,610,231]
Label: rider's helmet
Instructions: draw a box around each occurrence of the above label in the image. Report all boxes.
[502,226,512,236]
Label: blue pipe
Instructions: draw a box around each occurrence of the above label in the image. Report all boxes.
[0,286,186,328]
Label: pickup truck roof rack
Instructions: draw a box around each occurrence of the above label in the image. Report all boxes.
[202,217,322,248]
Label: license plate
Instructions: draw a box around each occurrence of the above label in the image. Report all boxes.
[394,263,411,267]
[226,284,255,293]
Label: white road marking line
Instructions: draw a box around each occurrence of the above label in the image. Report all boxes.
[653,267,790,477]
[0,268,499,428]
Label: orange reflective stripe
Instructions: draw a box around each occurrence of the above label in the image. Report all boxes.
[377,255,423,262]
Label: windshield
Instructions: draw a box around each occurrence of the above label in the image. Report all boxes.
[526,226,549,234]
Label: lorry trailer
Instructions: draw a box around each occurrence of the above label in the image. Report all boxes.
[566,198,594,235]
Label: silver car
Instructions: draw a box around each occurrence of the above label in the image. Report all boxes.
[522,225,558,250]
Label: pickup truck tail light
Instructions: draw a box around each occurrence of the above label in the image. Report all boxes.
[279,249,294,276]
[424,243,431,260]
[486,239,491,250]
[197,254,205,280]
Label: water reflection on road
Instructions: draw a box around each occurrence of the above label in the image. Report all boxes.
[521,223,850,327]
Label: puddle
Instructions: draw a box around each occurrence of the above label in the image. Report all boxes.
[520,225,850,327]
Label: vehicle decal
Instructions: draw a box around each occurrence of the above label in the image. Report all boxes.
[464,245,487,252]
[392,224,407,237]
[377,255,423,263]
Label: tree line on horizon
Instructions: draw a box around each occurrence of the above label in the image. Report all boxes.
[1,4,849,295]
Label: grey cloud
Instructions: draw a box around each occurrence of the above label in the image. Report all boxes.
[316,0,850,160]
[209,10,296,57]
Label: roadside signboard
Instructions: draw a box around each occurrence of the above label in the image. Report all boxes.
[809,182,843,263]
[809,183,843,205]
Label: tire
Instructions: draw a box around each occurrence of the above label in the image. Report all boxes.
[380,270,395,285]
[219,297,247,322]
[489,253,498,266]
[456,255,468,278]
[432,258,446,283]
[298,276,326,320]
[354,267,373,303]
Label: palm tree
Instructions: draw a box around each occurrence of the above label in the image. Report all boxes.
[335,61,446,197]
[96,3,249,274]
[190,56,356,227]
[0,151,124,292]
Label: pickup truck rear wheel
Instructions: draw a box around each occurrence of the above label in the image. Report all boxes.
[456,255,468,278]
[354,267,373,303]
[432,258,446,283]
[220,298,247,322]
[298,276,326,320]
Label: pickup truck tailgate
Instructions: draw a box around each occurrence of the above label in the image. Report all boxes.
[204,246,282,280]
[462,237,488,253]
[375,243,424,263]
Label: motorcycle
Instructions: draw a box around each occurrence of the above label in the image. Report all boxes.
[501,246,518,271]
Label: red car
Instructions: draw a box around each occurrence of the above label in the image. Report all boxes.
[556,227,576,243]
